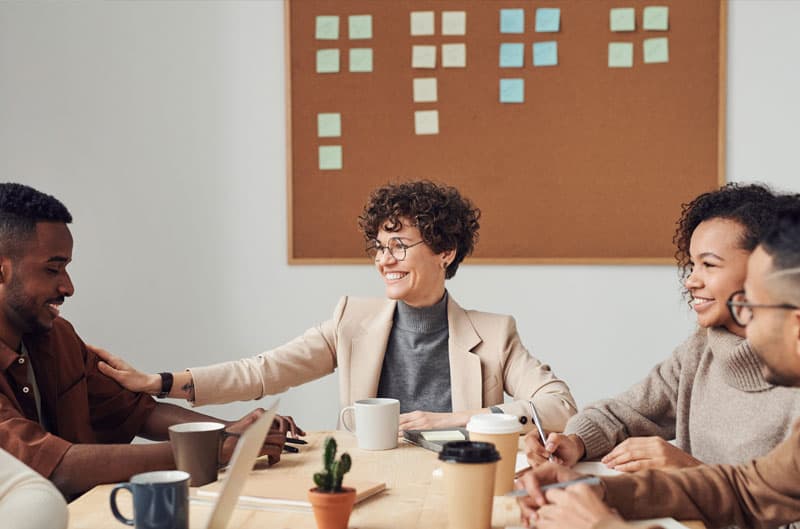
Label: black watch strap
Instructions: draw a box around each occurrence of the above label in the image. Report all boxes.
[157,372,174,398]
[489,406,503,414]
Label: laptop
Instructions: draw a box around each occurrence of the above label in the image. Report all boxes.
[200,399,279,529]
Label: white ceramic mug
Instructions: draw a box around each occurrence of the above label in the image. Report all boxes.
[339,398,400,450]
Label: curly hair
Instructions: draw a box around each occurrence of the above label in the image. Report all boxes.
[673,182,779,293]
[0,183,72,258]
[357,181,480,279]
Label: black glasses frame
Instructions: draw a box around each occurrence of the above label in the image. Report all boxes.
[366,237,424,261]
[726,290,799,327]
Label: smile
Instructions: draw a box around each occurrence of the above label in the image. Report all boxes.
[692,297,714,309]
[385,272,408,281]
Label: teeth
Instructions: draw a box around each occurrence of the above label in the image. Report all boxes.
[692,298,712,305]
[386,272,406,280]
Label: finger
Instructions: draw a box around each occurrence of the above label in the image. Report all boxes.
[612,459,650,473]
[259,443,283,459]
[518,470,547,507]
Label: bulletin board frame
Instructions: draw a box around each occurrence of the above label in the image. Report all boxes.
[285,0,727,265]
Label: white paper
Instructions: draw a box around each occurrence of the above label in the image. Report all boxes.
[413,78,438,103]
[412,45,437,69]
[410,11,435,36]
[414,110,439,135]
[441,11,466,35]
[441,43,466,68]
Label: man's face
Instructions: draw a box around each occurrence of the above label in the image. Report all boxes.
[744,246,800,387]
[0,222,74,338]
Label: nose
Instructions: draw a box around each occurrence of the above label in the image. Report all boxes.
[684,268,702,290]
[60,271,75,297]
[376,248,397,266]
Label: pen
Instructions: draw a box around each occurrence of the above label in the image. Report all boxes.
[285,438,308,445]
[504,476,602,497]
[282,445,299,454]
[528,400,554,462]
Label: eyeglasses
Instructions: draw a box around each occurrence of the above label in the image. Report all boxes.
[366,237,424,262]
[726,290,799,327]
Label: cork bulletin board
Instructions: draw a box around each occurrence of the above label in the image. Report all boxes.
[286,0,726,264]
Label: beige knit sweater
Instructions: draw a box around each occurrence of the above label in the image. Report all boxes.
[566,326,800,465]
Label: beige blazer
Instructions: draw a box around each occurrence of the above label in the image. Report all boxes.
[190,296,577,432]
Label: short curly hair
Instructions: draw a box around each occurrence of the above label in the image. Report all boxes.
[0,183,72,258]
[673,182,779,293]
[358,181,480,279]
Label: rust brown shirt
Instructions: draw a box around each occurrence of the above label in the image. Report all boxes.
[0,318,156,477]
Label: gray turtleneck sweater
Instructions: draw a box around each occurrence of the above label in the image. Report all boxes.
[565,326,800,465]
[376,293,452,414]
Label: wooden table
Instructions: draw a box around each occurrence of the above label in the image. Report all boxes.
[68,431,703,529]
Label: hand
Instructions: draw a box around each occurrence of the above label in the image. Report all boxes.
[516,462,585,523]
[601,436,702,472]
[399,410,469,431]
[271,415,306,438]
[534,484,622,529]
[222,408,286,466]
[524,432,585,467]
[92,344,161,394]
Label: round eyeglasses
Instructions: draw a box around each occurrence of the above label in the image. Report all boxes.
[366,237,424,261]
[726,290,799,327]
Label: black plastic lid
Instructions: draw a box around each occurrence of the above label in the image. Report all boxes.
[438,441,500,463]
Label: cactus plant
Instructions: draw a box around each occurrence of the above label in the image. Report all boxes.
[312,437,352,492]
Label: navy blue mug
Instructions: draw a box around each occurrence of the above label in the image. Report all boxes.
[109,470,190,529]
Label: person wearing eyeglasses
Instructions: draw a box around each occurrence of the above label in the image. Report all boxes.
[92,181,577,433]
[515,199,800,529]
[525,184,800,478]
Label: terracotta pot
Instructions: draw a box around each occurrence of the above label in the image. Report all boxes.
[307,487,356,529]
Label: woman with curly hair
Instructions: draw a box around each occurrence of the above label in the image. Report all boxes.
[94,181,577,432]
[525,183,800,475]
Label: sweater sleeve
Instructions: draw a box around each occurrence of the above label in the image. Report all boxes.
[190,297,346,406]
[601,421,800,529]
[0,448,68,529]
[564,331,703,460]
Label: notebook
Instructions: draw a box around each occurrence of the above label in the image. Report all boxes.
[402,428,469,452]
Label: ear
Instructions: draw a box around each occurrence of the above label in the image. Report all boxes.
[794,310,800,359]
[441,247,457,268]
[0,257,11,285]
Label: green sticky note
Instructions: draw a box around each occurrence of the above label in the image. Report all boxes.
[499,43,524,68]
[349,48,373,72]
[535,8,560,33]
[533,41,557,67]
[643,37,669,63]
[500,9,524,34]
[610,8,635,32]
[608,42,633,68]
[643,6,669,31]
[315,16,339,40]
[348,14,372,40]
[316,49,340,73]
[499,79,524,103]
[317,113,341,138]
[319,145,342,170]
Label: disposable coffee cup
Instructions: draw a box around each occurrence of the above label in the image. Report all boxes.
[466,414,522,495]
[110,470,190,529]
[439,441,500,529]
[339,398,399,450]
[168,422,226,487]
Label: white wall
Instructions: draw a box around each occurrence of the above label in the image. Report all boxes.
[0,1,797,430]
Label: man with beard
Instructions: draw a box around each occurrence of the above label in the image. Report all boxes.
[517,199,800,529]
[0,183,295,497]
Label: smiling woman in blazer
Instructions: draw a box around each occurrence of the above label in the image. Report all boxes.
[95,181,577,432]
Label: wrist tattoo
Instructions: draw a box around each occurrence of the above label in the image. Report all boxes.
[181,381,196,402]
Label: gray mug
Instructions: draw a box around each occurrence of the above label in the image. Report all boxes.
[110,470,190,529]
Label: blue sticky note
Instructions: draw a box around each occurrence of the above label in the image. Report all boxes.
[499,43,524,68]
[535,8,560,32]
[500,9,524,34]
[499,79,524,103]
[533,41,558,67]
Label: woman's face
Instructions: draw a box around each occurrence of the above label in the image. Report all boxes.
[685,217,750,336]
[373,219,454,308]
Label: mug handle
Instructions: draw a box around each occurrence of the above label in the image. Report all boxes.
[339,406,356,433]
[109,483,135,526]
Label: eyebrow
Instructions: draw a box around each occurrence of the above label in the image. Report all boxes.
[46,256,70,263]
[696,252,724,261]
